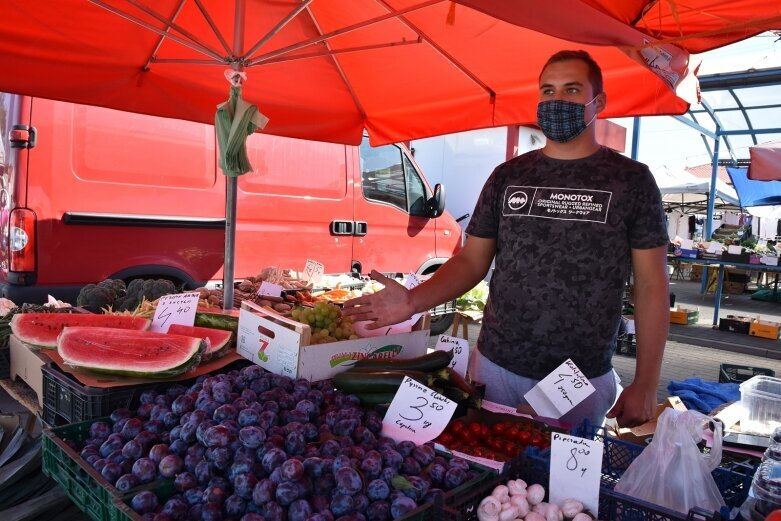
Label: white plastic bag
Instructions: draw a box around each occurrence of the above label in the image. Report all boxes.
[614,408,726,513]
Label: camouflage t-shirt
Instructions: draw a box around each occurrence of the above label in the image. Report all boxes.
[465,147,668,380]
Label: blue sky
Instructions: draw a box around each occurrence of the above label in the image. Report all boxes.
[613,32,781,172]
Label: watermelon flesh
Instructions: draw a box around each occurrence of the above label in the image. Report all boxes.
[57,327,203,378]
[11,313,151,348]
[166,324,233,360]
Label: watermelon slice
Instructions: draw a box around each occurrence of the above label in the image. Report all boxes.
[57,327,204,378]
[166,324,233,360]
[11,313,151,349]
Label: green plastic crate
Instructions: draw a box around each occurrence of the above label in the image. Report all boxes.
[43,418,161,521]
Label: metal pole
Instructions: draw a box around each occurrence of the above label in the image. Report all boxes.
[630,117,640,160]
[222,0,246,311]
[705,127,721,239]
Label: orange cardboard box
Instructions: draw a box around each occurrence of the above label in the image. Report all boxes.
[749,319,781,340]
[670,307,698,325]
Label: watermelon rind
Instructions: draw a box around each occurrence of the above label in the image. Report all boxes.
[11,313,151,349]
[166,324,233,361]
[57,327,203,378]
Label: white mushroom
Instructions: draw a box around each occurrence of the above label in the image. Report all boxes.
[560,499,585,518]
[545,503,564,521]
[508,479,528,496]
[509,495,530,517]
[572,513,593,521]
[526,484,546,506]
[525,512,547,521]
[478,496,502,521]
[491,484,511,503]
[499,503,521,521]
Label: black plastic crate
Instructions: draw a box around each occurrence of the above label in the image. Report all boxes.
[572,422,757,510]
[433,451,716,521]
[719,363,776,384]
[41,363,166,427]
[0,340,9,379]
[718,316,752,335]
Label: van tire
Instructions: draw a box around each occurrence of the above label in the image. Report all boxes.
[429,312,455,336]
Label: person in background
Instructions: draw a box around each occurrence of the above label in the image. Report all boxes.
[343,50,669,428]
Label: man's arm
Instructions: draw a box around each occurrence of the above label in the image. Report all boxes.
[607,245,669,427]
[341,236,497,328]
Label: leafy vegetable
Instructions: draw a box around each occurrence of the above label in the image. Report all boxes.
[456,281,489,311]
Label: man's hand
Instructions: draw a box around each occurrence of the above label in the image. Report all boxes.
[606,382,657,427]
[341,270,415,329]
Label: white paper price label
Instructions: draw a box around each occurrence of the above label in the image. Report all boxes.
[403,273,422,290]
[523,359,594,418]
[257,281,284,297]
[150,292,199,333]
[481,400,532,418]
[303,259,324,284]
[549,433,603,517]
[434,335,469,377]
[381,377,457,444]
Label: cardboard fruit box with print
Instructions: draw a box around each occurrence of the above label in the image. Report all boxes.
[236,300,430,381]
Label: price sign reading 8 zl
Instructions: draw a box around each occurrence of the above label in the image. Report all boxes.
[549,433,603,517]
[150,292,200,333]
[381,377,457,444]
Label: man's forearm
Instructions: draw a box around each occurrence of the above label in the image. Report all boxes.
[409,254,491,314]
[632,279,668,390]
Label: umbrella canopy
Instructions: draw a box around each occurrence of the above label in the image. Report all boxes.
[0,0,706,146]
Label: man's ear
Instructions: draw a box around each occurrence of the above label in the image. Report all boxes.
[596,92,607,113]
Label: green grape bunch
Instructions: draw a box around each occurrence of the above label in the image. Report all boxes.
[290,301,360,344]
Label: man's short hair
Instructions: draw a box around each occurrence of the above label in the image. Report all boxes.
[540,50,603,95]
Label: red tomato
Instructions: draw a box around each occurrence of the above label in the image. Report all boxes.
[505,425,520,441]
[530,433,544,448]
[468,422,483,436]
[458,429,475,443]
[450,420,465,434]
[502,440,516,455]
[517,430,532,444]
[481,424,491,438]
[438,432,454,445]
[491,423,506,436]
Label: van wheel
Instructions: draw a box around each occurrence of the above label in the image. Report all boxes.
[429,312,455,336]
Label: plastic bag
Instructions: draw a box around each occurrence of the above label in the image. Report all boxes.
[614,408,726,514]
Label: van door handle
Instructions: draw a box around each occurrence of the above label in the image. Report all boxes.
[354,221,367,236]
[330,220,354,236]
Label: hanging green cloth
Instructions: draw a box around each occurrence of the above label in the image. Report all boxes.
[215,86,269,177]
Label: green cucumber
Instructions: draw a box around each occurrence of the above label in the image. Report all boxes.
[352,349,453,372]
[333,370,427,394]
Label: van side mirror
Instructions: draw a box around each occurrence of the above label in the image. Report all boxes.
[426,183,446,218]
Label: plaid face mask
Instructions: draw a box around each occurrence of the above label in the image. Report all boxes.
[536,96,598,143]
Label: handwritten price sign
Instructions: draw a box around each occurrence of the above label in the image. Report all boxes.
[150,292,199,333]
[257,281,284,297]
[523,358,594,418]
[381,377,457,444]
[303,259,324,284]
[434,335,469,377]
[403,273,422,290]
[549,433,603,517]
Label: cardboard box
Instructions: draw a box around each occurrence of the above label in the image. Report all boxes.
[749,319,781,340]
[670,306,699,325]
[9,335,48,407]
[725,281,746,295]
[236,301,430,381]
[617,396,688,445]
[719,315,752,334]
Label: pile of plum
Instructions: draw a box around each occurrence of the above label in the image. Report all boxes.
[69,364,483,521]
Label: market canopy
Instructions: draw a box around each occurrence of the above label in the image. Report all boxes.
[653,165,740,213]
[0,0,724,146]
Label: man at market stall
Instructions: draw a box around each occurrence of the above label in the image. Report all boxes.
[343,50,669,428]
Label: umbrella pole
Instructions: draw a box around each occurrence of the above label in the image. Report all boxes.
[223,176,238,310]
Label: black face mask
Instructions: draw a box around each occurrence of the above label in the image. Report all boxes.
[536,96,598,143]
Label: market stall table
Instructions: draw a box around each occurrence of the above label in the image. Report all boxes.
[671,257,781,325]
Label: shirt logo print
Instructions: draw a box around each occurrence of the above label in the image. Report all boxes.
[507,190,529,211]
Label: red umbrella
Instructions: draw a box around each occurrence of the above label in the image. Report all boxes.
[0,0,702,146]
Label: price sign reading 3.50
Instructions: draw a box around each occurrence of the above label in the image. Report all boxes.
[150,292,200,333]
[381,376,457,444]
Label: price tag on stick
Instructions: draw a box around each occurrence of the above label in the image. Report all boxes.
[381,377,457,444]
[549,433,604,517]
[523,358,595,418]
[303,259,324,284]
[257,281,284,297]
[150,292,199,333]
[434,335,469,377]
